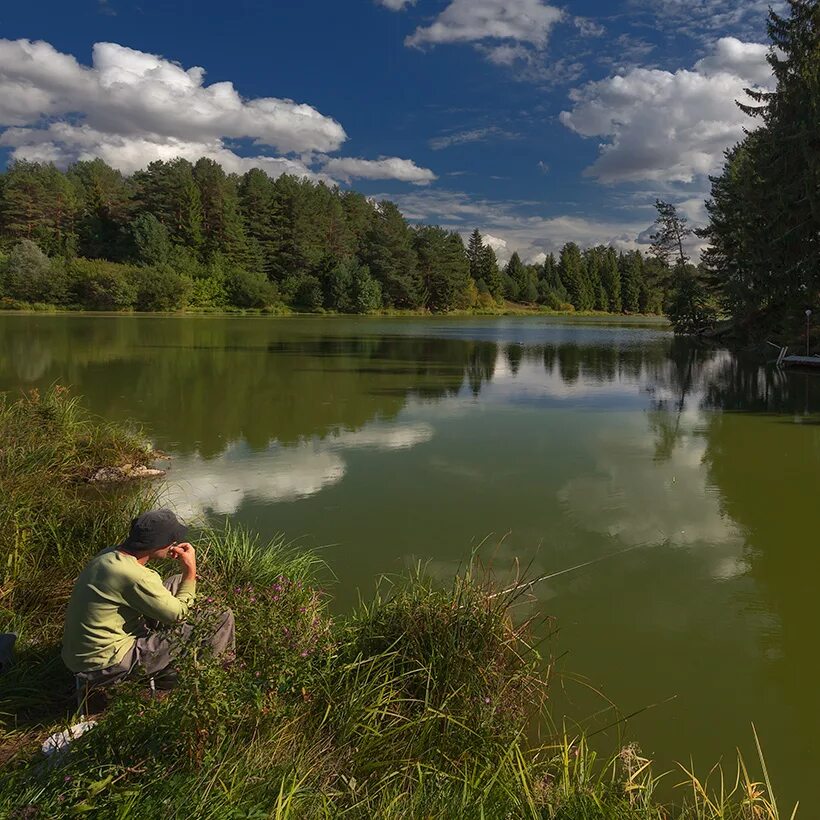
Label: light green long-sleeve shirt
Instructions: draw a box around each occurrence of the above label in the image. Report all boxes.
[62,546,196,673]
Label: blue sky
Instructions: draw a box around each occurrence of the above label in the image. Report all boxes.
[0,0,778,261]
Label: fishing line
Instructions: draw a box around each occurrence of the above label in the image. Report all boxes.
[488,540,658,601]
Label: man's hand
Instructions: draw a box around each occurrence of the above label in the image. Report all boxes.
[169,542,197,579]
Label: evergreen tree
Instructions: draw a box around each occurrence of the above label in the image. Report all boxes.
[504,252,530,302]
[478,244,503,300]
[702,0,819,331]
[601,247,622,312]
[467,228,484,281]
[133,159,204,251]
[193,158,249,264]
[414,226,471,312]
[69,159,131,261]
[619,251,643,313]
[560,243,591,310]
[238,168,280,279]
[363,201,420,308]
[650,200,691,270]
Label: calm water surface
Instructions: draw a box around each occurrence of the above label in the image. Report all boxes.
[3,313,818,809]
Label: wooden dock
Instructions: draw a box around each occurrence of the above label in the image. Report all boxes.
[776,346,820,368]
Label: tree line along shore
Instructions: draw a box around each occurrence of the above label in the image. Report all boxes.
[0,155,676,318]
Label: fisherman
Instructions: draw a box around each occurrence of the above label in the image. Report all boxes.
[62,509,234,690]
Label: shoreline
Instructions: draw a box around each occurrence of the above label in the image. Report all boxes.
[0,386,794,818]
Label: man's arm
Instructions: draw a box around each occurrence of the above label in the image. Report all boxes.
[123,544,197,625]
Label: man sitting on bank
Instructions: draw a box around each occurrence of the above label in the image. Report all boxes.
[62,509,235,689]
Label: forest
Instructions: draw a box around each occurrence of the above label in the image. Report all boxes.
[0,157,673,315]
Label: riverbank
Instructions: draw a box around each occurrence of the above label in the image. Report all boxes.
[0,388,792,818]
[0,296,667,322]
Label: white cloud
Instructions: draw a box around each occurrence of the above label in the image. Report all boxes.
[406,0,563,49]
[694,36,771,84]
[0,38,434,186]
[377,0,415,9]
[560,37,772,184]
[528,252,547,265]
[321,156,436,185]
[481,233,508,253]
[429,125,519,151]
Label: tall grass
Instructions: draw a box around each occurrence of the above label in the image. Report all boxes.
[0,387,798,818]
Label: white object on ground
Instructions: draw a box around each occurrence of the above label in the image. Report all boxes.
[42,720,97,757]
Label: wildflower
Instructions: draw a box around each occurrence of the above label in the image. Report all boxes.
[301,650,309,657]
[64,775,72,782]
[255,671,261,677]
[484,697,491,704]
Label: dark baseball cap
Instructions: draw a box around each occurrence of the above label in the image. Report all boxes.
[121,509,188,553]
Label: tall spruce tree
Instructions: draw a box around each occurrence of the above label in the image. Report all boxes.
[363,201,421,308]
[466,228,484,281]
[560,242,591,310]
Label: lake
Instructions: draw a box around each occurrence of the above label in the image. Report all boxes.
[2,312,817,810]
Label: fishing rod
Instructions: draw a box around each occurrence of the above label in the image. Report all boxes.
[487,540,656,601]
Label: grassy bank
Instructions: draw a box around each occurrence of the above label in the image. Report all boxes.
[0,388,794,818]
[0,297,667,321]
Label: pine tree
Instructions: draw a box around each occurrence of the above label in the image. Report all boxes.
[193,158,249,265]
[601,247,622,312]
[560,243,591,310]
[467,228,484,281]
[363,201,421,308]
[478,244,503,300]
[414,226,471,311]
[619,251,643,313]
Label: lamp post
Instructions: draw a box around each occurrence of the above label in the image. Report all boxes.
[806,309,812,356]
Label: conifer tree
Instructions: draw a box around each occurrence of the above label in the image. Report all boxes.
[467,228,484,281]
[560,242,591,310]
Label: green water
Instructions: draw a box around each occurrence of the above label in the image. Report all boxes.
[3,313,818,809]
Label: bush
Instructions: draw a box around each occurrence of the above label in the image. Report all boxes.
[132,265,190,311]
[1,239,66,304]
[351,265,383,312]
[68,258,138,310]
[225,267,277,308]
[293,274,323,312]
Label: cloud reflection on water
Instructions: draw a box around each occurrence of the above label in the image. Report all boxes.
[163,422,434,520]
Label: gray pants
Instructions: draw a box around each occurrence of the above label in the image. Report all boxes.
[77,575,235,688]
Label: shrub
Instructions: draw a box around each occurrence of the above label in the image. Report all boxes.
[1,239,66,304]
[225,267,277,308]
[351,265,382,313]
[293,274,324,312]
[132,265,190,311]
[68,258,138,310]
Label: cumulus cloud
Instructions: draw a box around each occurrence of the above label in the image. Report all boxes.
[429,125,519,151]
[481,233,508,253]
[0,38,434,185]
[406,0,563,50]
[377,0,415,9]
[321,156,436,185]
[560,37,772,184]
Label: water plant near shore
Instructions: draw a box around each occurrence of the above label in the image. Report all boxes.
[0,387,797,817]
